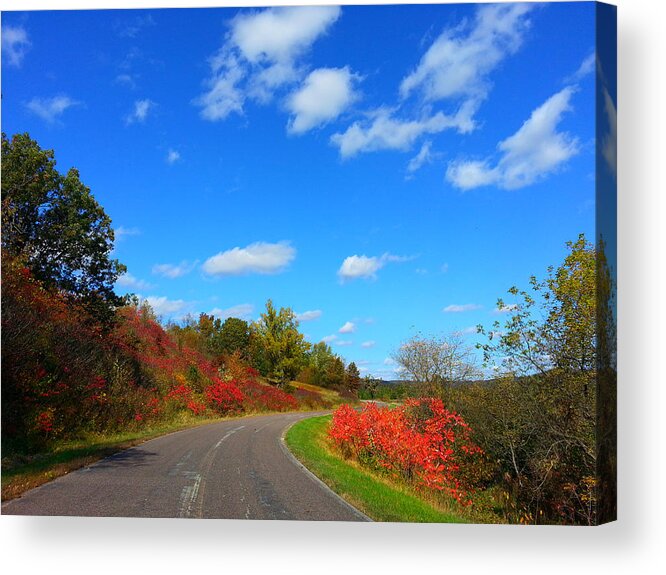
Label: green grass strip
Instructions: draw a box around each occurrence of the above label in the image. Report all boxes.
[285,415,468,523]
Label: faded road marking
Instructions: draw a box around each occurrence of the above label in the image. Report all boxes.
[178,472,202,518]
[214,425,245,449]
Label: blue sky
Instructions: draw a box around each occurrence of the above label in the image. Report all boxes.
[1,2,606,379]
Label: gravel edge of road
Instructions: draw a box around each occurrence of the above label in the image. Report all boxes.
[279,417,372,523]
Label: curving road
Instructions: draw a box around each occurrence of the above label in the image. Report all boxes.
[2,411,369,521]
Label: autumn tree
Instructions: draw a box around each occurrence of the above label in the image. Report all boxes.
[1,133,126,323]
[471,234,600,524]
[252,300,310,385]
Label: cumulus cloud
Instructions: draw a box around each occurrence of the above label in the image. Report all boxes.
[321,334,337,343]
[166,149,181,164]
[203,241,295,276]
[296,310,322,322]
[152,261,196,279]
[331,102,475,158]
[361,340,376,348]
[287,67,359,134]
[332,4,533,160]
[195,6,340,121]
[2,25,31,67]
[335,340,354,347]
[25,95,80,124]
[125,99,155,124]
[116,273,153,291]
[338,321,356,334]
[210,303,254,320]
[400,3,533,104]
[443,303,482,313]
[337,252,412,281]
[143,295,188,316]
[447,87,580,190]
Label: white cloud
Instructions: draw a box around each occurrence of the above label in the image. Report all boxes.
[331,102,475,158]
[383,357,396,366]
[443,303,482,313]
[338,321,356,334]
[406,141,435,173]
[196,53,246,121]
[335,340,353,347]
[460,326,479,335]
[568,52,596,83]
[143,295,188,316]
[2,25,31,67]
[296,310,322,322]
[210,303,254,320]
[321,334,337,343]
[202,241,295,276]
[126,99,155,124]
[116,273,153,291]
[25,96,79,124]
[115,226,140,241]
[196,6,340,121]
[152,261,196,279]
[447,87,580,190]
[331,4,533,160]
[361,340,376,349]
[400,3,533,104]
[337,252,412,281]
[166,149,181,164]
[287,67,359,134]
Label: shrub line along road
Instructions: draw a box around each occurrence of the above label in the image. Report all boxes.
[2,411,370,521]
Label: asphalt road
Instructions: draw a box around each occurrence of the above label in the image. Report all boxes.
[2,411,369,521]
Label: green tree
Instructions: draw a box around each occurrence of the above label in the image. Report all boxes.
[345,361,361,394]
[252,300,310,385]
[325,356,346,389]
[1,133,126,322]
[217,317,251,358]
[306,341,336,387]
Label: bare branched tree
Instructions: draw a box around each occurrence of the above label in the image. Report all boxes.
[392,332,479,398]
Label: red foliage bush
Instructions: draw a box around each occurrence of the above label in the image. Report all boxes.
[236,375,299,412]
[205,378,245,414]
[329,399,484,504]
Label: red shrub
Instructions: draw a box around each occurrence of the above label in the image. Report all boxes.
[205,378,245,414]
[329,399,484,504]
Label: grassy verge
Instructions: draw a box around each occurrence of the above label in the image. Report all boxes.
[284,415,470,523]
